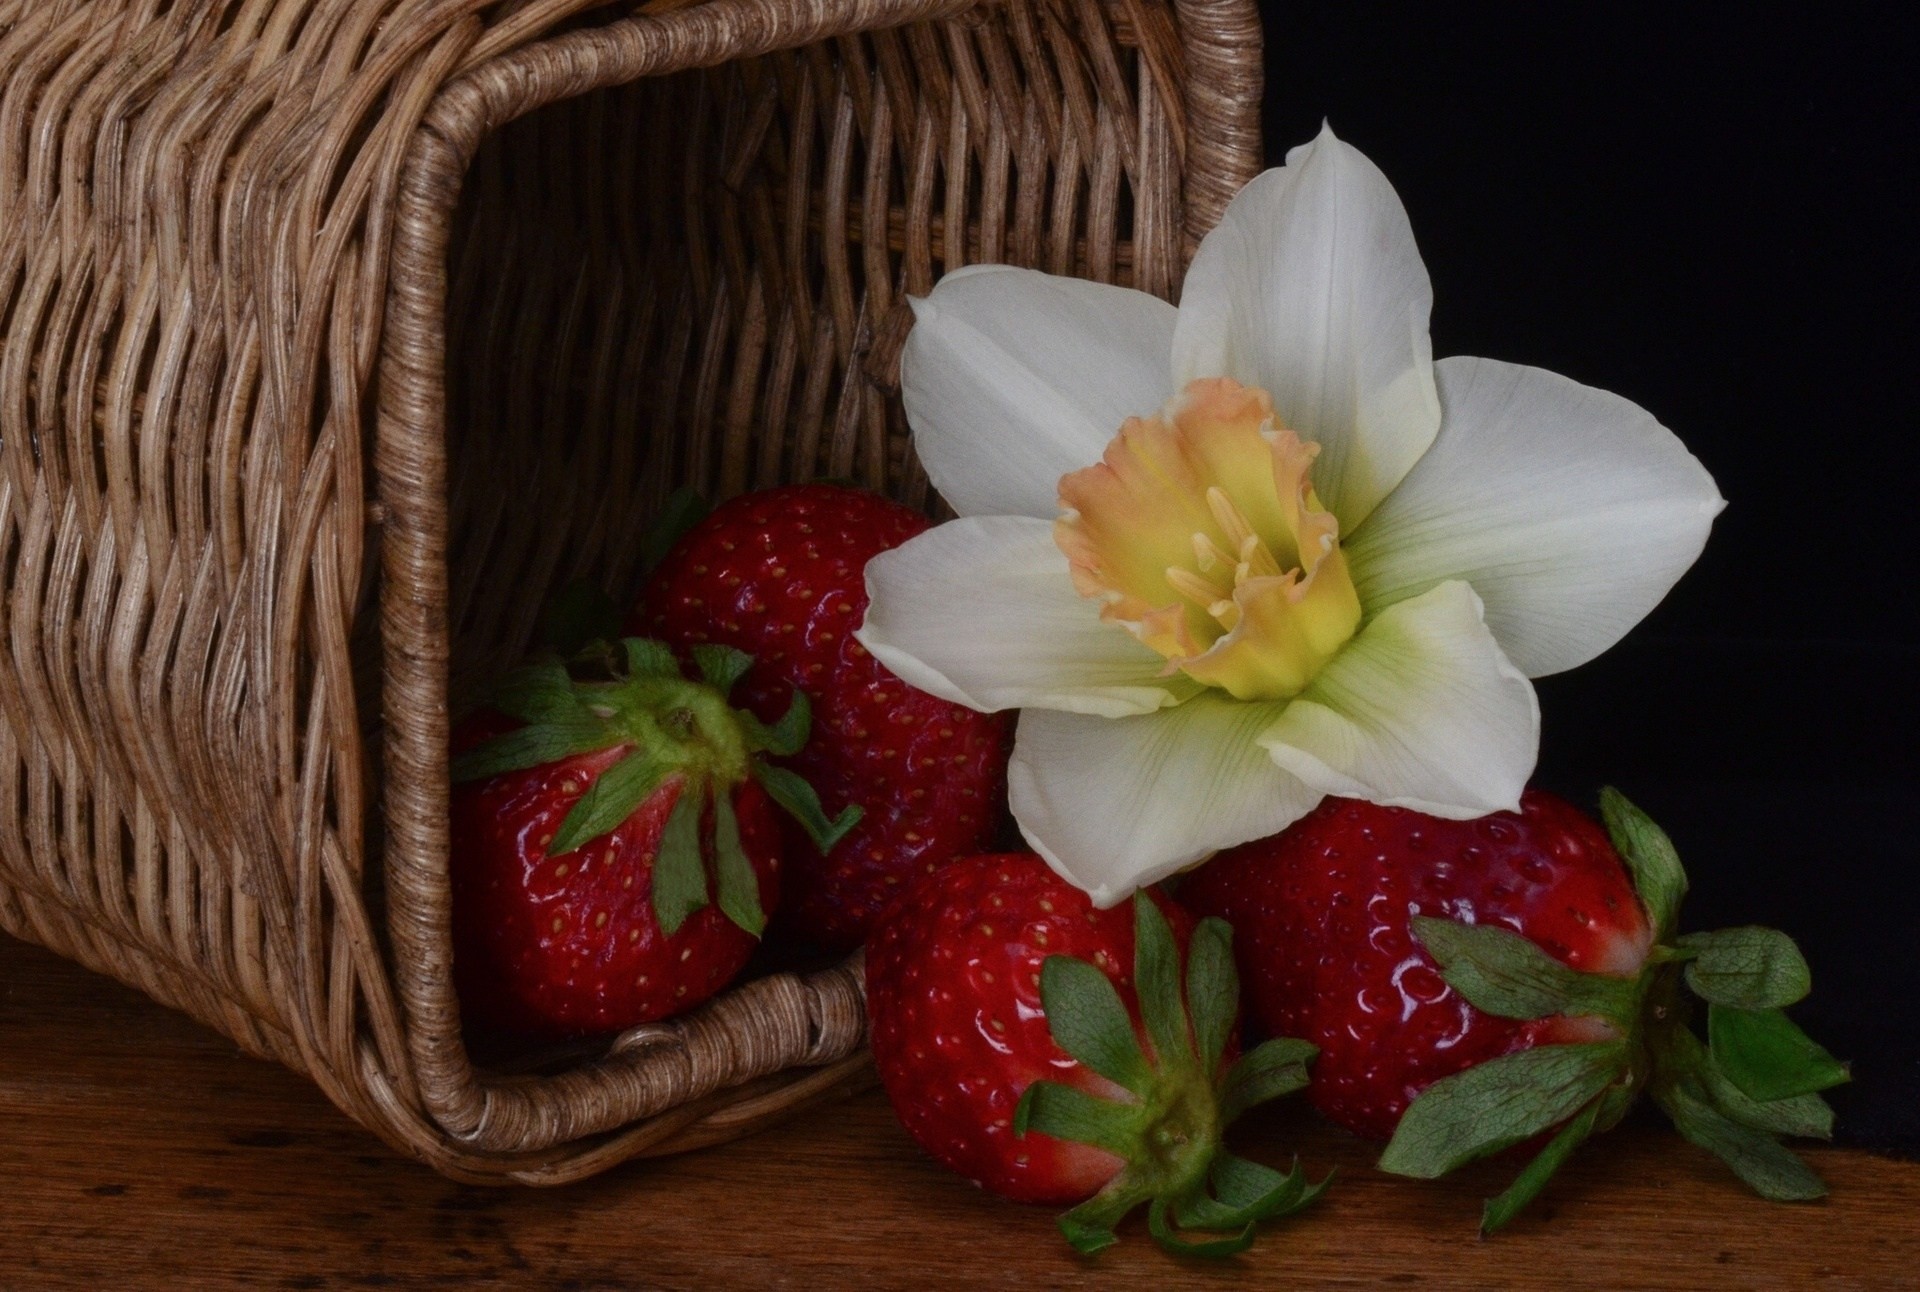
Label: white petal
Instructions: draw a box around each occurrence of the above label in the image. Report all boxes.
[1171,124,1439,529]
[1347,356,1726,677]
[1259,581,1538,818]
[902,265,1178,520]
[1009,694,1322,906]
[855,515,1190,719]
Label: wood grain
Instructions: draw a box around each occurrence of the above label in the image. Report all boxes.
[4,931,1915,1290]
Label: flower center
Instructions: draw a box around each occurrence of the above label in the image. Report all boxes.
[1054,377,1361,701]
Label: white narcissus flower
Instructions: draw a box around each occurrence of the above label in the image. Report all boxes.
[854,126,1725,906]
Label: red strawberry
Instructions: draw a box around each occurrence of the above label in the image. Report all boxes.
[1183,788,1846,1232]
[866,852,1327,1256]
[635,485,1010,951]
[450,638,852,1044]
[1184,790,1651,1141]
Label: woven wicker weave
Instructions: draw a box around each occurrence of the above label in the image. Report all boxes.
[0,0,1262,1183]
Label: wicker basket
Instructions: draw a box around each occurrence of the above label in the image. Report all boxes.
[0,0,1262,1183]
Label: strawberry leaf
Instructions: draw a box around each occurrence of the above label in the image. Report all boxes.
[1206,1152,1330,1222]
[738,689,810,758]
[540,580,623,659]
[1599,787,1688,941]
[1712,1081,1836,1141]
[450,714,606,782]
[1669,1026,1836,1139]
[762,690,810,757]
[1056,1178,1154,1256]
[1013,1080,1145,1156]
[709,789,766,938]
[1378,1041,1626,1179]
[1175,1168,1271,1231]
[1590,1080,1639,1134]
[1058,1216,1121,1258]
[1479,1097,1602,1235]
[692,644,754,699]
[1656,1077,1827,1201]
[650,780,710,936]
[550,747,671,855]
[1678,928,1812,1010]
[488,661,589,726]
[1161,1156,1331,1254]
[1132,896,1189,1074]
[1707,1005,1850,1101]
[1411,916,1639,1026]
[750,762,861,853]
[624,637,683,681]
[1039,954,1154,1096]
[1741,1093,1834,1141]
[1219,1038,1316,1124]
[1185,918,1238,1078]
[1147,1197,1256,1257]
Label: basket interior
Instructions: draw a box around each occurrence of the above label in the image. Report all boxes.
[431,12,1184,707]
[360,0,1213,1159]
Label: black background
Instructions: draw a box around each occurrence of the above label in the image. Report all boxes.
[1248,3,1917,1154]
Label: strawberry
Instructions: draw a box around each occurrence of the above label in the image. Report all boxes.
[449,638,855,1044]
[866,852,1328,1256]
[1184,789,1652,1141]
[1182,788,1848,1232]
[634,484,1011,952]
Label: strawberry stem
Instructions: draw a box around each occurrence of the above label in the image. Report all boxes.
[455,635,854,938]
[1015,896,1327,1257]
[1381,787,1847,1232]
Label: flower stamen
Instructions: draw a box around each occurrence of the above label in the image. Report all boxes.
[1166,566,1232,612]
[1191,531,1237,574]
[1055,377,1363,701]
[1237,533,1284,582]
[1206,487,1256,552]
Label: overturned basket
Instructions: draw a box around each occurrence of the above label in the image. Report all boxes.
[0,0,1261,1183]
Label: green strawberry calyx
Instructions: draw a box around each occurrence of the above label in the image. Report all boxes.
[1014,895,1331,1258]
[1378,787,1849,1235]
[450,635,860,939]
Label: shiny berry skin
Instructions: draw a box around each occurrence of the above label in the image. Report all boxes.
[1181,791,1652,1141]
[636,485,1010,951]
[866,853,1195,1203]
[450,715,781,1044]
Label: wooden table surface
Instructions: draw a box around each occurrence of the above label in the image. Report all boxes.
[4,931,1915,1290]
